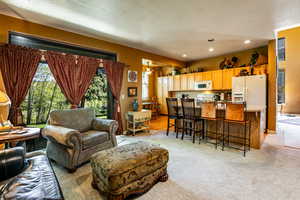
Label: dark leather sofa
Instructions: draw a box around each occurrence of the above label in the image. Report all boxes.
[0,147,64,200]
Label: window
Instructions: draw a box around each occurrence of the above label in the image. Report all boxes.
[278,38,285,61]
[10,32,117,126]
[142,72,150,100]
[278,69,285,104]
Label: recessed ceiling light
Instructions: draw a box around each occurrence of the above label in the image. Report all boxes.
[244,40,251,44]
[209,48,214,52]
[182,54,187,58]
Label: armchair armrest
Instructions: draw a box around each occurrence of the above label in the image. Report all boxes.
[42,125,81,148]
[92,118,118,146]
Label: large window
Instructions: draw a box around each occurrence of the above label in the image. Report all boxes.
[278,38,285,61]
[278,69,285,104]
[142,72,150,100]
[9,32,116,126]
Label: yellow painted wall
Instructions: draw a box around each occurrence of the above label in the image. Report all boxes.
[0,14,184,130]
[186,46,268,72]
[278,27,300,113]
[267,40,277,132]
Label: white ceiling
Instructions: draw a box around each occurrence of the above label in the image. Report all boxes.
[1,0,300,61]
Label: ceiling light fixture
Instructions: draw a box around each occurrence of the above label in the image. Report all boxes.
[244,40,251,44]
[182,54,187,58]
[209,48,214,52]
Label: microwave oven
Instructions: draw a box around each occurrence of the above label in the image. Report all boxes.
[194,80,212,90]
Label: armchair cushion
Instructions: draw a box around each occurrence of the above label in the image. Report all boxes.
[82,130,109,150]
[92,118,118,132]
[42,125,81,147]
[48,108,95,132]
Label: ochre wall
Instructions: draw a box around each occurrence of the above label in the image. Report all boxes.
[186,46,268,72]
[0,14,184,130]
[278,27,300,113]
[267,40,277,132]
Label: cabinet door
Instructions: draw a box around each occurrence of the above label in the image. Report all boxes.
[161,77,169,114]
[168,76,173,91]
[222,69,234,90]
[187,73,195,90]
[194,72,203,82]
[212,70,223,90]
[173,75,181,91]
[180,74,188,90]
[202,71,212,81]
[156,77,163,110]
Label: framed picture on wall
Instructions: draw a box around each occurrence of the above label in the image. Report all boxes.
[128,70,138,82]
[128,87,137,97]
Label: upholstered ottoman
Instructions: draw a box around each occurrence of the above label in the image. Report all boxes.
[90,141,169,200]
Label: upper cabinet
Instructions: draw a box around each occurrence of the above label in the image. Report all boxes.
[211,70,223,90]
[173,75,181,91]
[157,64,267,92]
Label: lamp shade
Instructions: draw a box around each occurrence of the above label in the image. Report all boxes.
[0,91,10,123]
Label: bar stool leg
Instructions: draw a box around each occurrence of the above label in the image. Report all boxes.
[167,117,170,136]
[215,120,218,149]
[175,119,179,138]
[222,121,225,151]
[182,120,185,140]
[244,123,247,157]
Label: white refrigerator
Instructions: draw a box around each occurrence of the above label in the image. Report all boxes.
[232,75,267,110]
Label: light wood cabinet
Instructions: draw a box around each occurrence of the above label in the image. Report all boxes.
[180,74,188,90]
[211,70,223,90]
[168,76,173,91]
[187,73,195,90]
[222,69,234,90]
[194,72,203,82]
[173,75,181,91]
[202,71,212,81]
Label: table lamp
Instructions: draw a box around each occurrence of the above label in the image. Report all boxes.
[0,91,10,125]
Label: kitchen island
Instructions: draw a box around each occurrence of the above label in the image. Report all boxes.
[177,106,266,149]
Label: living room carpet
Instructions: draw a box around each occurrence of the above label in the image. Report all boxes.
[52,130,300,200]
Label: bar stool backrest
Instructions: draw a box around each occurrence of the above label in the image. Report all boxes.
[181,98,195,119]
[201,102,217,119]
[166,98,178,117]
[225,102,245,122]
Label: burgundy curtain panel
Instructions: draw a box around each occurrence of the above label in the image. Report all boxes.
[103,60,125,134]
[0,44,41,125]
[44,51,99,108]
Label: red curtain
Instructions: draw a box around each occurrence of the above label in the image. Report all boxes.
[44,51,99,108]
[103,60,126,134]
[0,44,41,125]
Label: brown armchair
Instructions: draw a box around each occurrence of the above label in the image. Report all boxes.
[42,108,118,172]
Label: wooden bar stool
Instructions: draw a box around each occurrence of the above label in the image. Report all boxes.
[201,102,223,149]
[222,102,251,157]
[166,98,182,137]
[181,98,204,143]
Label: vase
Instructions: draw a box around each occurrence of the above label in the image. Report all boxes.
[132,100,139,111]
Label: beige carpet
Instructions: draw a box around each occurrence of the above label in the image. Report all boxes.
[53,130,300,200]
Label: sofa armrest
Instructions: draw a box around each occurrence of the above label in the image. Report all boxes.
[0,147,25,181]
[42,125,81,148]
[92,118,118,146]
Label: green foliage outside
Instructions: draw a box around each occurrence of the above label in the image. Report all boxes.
[21,63,108,127]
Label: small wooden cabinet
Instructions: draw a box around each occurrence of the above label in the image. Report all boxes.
[180,74,188,90]
[126,110,151,135]
[168,76,173,91]
[194,72,203,82]
[202,71,212,81]
[186,73,195,90]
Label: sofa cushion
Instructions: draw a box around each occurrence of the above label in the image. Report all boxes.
[91,141,169,191]
[82,130,109,150]
[49,108,95,132]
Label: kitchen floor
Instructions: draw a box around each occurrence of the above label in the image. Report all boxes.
[277,113,300,149]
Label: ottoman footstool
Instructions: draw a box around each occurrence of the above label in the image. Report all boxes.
[90,141,169,200]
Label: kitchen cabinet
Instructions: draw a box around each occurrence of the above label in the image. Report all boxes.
[202,71,212,81]
[187,73,195,90]
[222,69,234,90]
[173,75,181,91]
[194,72,203,82]
[211,70,223,90]
[180,74,188,90]
[168,76,173,91]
